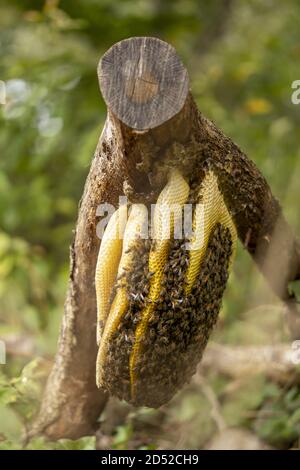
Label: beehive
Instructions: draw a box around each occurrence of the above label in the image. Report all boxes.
[95,168,236,407]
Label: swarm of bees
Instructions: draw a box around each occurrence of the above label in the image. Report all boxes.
[95,168,237,407]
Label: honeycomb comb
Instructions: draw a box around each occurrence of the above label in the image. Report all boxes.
[95,168,236,407]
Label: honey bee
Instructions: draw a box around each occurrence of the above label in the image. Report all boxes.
[95,169,236,407]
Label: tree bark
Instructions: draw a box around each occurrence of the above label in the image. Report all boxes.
[31,37,300,440]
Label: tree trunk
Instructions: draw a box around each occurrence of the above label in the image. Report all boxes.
[30,37,300,440]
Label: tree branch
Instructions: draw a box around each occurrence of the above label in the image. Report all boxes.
[201,343,299,384]
[31,37,300,440]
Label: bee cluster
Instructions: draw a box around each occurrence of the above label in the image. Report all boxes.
[131,223,233,407]
[101,236,152,402]
[100,178,234,407]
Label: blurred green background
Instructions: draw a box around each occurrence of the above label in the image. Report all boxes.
[0,0,300,450]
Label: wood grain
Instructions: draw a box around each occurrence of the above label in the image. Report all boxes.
[98,37,189,130]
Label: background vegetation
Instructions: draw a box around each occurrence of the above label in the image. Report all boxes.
[0,0,300,450]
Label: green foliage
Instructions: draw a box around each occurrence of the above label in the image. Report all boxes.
[0,0,300,450]
[112,423,134,450]
[222,375,266,428]
[254,385,300,448]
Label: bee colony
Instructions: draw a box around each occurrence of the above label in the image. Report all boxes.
[95,166,236,407]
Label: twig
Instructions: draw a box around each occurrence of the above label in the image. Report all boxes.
[201,342,300,384]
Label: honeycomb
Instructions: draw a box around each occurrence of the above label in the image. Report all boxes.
[95,168,237,407]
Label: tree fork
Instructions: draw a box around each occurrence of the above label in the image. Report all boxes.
[30,37,300,440]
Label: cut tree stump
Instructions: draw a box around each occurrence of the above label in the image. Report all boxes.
[30,37,300,440]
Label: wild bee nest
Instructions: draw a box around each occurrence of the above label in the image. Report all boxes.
[95,169,236,407]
